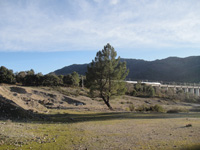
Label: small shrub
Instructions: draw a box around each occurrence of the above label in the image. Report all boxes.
[136,104,148,112]
[131,89,137,96]
[151,104,165,113]
[136,104,165,112]
[129,104,135,111]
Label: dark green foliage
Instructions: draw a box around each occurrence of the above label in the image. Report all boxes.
[86,43,129,109]
[42,74,62,86]
[0,66,15,84]
[63,74,73,85]
[16,70,43,86]
[16,71,26,83]
[24,74,43,86]
[14,69,80,87]
[71,72,80,87]
[63,72,80,87]
[128,83,155,97]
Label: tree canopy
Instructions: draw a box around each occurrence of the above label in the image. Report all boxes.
[0,66,81,87]
[0,66,15,84]
[86,43,129,109]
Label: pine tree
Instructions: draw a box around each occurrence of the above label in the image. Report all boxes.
[86,44,129,110]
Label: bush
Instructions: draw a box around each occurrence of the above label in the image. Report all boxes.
[0,66,15,84]
[131,89,137,96]
[129,83,155,97]
[136,104,149,112]
[136,104,165,112]
[151,104,165,113]
[128,104,135,111]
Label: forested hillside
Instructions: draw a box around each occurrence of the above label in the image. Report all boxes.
[53,56,200,83]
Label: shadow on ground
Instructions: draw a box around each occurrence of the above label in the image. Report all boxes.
[41,112,200,123]
[2,111,199,124]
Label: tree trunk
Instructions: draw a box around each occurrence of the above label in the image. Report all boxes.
[105,101,113,110]
[101,95,113,110]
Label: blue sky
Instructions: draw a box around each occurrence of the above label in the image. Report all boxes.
[0,0,200,74]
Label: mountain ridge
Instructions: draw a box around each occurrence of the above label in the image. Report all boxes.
[53,56,200,83]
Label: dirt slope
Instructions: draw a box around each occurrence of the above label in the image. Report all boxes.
[0,84,200,119]
[0,85,98,119]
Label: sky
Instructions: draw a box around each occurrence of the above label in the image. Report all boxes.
[0,0,200,74]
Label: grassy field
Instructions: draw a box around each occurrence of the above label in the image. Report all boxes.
[0,110,200,150]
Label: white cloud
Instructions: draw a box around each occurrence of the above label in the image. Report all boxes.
[1,0,200,52]
[110,0,119,5]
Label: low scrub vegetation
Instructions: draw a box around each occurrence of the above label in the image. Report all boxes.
[128,104,135,111]
[135,104,165,113]
[127,104,165,113]
[126,82,155,97]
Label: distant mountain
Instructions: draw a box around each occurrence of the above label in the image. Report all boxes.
[53,64,88,76]
[53,56,200,83]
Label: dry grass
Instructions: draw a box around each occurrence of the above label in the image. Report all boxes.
[73,117,200,150]
[0,85,200,149]
[0,112,200,150]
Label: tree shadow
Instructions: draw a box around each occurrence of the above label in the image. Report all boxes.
[3,111,198,124]
[40,112,200,124]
